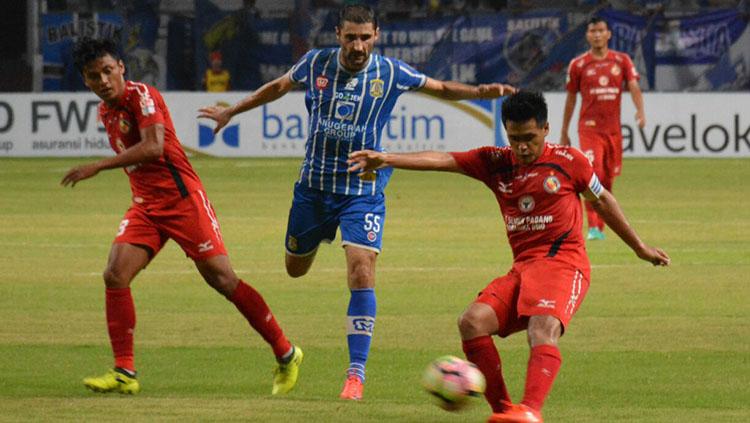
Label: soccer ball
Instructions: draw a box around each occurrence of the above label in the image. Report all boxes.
[422,355,486,411]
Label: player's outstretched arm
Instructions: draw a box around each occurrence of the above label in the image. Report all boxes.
[585,188,670,266]
[347,150,462,174]
[419,77,516,101]
[61,124,165,187]
[198,72,294,134]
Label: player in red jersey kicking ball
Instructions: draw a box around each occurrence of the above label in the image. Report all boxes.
[61,38,302,395]
[348,91,669,422]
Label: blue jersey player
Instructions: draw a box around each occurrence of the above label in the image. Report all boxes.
[199,4,515,400]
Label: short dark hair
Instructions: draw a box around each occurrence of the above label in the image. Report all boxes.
[501,91,548,128]
[587,16,609,30]
[338,4,378,30]
[72,37,121,74]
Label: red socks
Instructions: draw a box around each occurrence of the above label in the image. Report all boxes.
[462,336,511,413]
[521,344,562,411]
[585,201,603,230]
[105,288,136,372]
[230,280,292,359]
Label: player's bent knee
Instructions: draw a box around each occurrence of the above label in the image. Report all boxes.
[458,310,487,339]
[102,268,131,289]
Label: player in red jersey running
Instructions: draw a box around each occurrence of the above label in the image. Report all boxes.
[348,91,669,422]
[61,38,302,395]
[561,16,646,241]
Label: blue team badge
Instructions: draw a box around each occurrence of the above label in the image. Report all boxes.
[543,175,561,194]
[369,79,384,98]
[518,195,535,213]
[335,100,355,121]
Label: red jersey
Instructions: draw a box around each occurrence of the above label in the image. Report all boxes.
[566,50,639,135]
[451,143,603,267]
[99,81,203,207]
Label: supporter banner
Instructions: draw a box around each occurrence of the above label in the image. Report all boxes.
[599,8,657,90]
[41,13,124,91]
[122,0,164,88]
[655,9,745,66]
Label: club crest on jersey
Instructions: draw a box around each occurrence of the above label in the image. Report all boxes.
[369,79,384,98]
[315,76,329,90]
[335,100,355,121]
[611,65,621,76]
[598,75,609,86]
[518,195,535,213]
[543,175,561,194]
[119,118,131,134]
[287,235,298,252]
[358,171,376,182]
[367,231,377,242]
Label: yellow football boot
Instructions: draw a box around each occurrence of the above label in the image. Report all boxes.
[83,368,140,394]
[272,346,303,395]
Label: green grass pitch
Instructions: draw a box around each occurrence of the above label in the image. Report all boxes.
[0,157,748,422]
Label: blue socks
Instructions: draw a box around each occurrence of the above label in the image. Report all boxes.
[346,288,376,383]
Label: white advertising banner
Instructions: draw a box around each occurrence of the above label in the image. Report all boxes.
[545,92,750,158]
[0,92,500,158]
[1,92,749,158]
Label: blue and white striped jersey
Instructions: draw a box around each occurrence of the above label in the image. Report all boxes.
[289,48,427,195]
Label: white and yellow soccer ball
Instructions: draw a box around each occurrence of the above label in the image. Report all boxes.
[421,355,486,411]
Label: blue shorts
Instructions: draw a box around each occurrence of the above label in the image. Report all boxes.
[285,183,386,255]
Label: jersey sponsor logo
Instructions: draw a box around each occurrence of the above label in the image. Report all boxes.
[599,75,609,86]
[369,79,384,98]
[348,316,375,335]
[518,195,535,213]
[586,68,596,76]
[543,175,561,194]
[315,76,329,90]
[287,235,298,252]
[497,180,513,194]
[554,149,574,161]
[344,78,359,91]
[198,240,214,253]
[611,65,621,76]
[119,118,131,134]
[335,100,356,121]
[536,299,556,309]
[139,96,155,116]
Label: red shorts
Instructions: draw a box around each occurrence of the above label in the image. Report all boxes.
[114,190,227,261]
[579,129,622,185]
[476,258,590,337]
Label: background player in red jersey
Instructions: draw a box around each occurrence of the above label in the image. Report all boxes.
[348,91,669,422]
[561,16,646,241]
[61,38,302,395]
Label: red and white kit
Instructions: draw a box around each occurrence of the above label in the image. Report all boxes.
[451,144,604,333]
[99,81,226,260]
